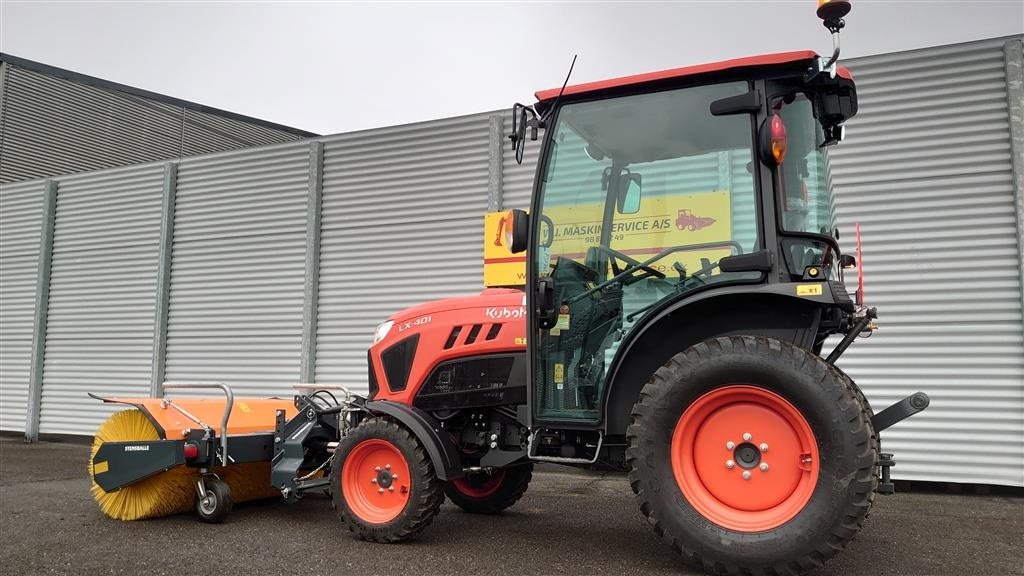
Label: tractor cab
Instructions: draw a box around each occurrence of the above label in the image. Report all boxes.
[506,52,861,456]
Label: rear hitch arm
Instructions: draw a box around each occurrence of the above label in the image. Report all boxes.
[826,307,876,365]
[872,392,930,433]
[873,392,930,495]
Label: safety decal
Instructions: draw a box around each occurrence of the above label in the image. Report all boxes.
[796,284,823,296]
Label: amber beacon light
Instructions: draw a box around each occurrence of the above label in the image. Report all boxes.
[817,0,852,24]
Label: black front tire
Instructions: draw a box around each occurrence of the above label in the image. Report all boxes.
[443,464,533,514]
[195,477,233,524]
[626,336,877,576]
[330,417,444,543]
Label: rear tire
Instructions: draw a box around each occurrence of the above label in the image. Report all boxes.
[626,336,877,576]
[443,464,533,514]
[330,417,443,542]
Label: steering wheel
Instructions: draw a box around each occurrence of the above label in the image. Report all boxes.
[595,245,665,282]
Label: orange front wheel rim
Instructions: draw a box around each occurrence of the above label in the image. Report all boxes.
[341,439,412,524]
[671,385,820,532]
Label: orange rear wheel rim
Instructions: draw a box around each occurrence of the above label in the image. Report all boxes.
[341,439,412,524]
[671,385,819,532]
[452,469,506,499]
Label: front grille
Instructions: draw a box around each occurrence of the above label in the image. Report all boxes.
[381,334,419,392]
[413,353,526,411]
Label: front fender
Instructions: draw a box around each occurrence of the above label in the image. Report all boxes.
[364,400,463,480]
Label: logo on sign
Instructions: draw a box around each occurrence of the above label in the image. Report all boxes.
[676,209,717,232]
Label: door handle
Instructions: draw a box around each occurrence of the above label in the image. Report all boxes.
[536,276,557,330]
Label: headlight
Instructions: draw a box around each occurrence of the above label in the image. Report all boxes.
[373,320,394,344]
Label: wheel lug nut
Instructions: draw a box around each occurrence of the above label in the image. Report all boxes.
[760,443,768,453]
[742,433,752,442]
[760,463,769,472]
[726,460,735,469]
[388,486,394,492]
[392,473,398,480]
[726,441,735,450]
[385,464,391,470]
[374,466,381,472]
[742,471,751,480]
[371,478,377,484]
[378,488,384,494]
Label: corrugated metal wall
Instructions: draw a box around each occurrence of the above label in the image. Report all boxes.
[0,59,311,184]
[164,143,310,395]
[39,165,164,434]
[0,180,44,431]
[828,37,1024,486]
[0,36,1020,485]
[315,113,492,390]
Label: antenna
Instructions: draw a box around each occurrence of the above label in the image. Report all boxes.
[542,54,577,125]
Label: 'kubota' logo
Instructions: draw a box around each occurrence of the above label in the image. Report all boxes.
[676,209,716,232]
[485,307,526,319]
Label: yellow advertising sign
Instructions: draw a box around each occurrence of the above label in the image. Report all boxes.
[484,211,529,286]
[484,191,733,287]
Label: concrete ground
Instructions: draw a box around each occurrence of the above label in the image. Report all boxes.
[1,437,1021,576]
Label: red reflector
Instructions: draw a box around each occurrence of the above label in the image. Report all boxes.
[183,443,199,459]
[770,115,787,165]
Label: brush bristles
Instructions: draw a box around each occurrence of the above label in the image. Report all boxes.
[90,409,281,521]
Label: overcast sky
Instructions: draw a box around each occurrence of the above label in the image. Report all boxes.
[2,1,1022,134]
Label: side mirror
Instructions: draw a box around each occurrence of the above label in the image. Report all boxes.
[510,104,528,164]
[617,173,642,214]
[509,103,539,165]
[505,209,530,254]
[840,254,857,269]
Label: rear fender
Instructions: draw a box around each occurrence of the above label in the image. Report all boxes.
[603,293,823,435]
[364,400,463,480]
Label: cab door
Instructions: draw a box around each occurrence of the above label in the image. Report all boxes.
[529,81,761,424]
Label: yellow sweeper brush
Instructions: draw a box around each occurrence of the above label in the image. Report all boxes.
[88,386,302,523]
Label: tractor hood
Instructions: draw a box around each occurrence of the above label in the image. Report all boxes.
[387,288,525,324]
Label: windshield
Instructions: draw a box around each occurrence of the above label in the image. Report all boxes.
[532,81,759,422]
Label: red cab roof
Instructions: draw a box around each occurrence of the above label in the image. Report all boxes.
[535,50,851,103]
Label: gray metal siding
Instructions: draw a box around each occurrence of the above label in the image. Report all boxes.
[1,65,182,183]
[0,63,307,184]
[164,143,310,395]
[39,165,164,434]
[829,36,1024,486]
[315,113,492,391]
[0,180,44,431]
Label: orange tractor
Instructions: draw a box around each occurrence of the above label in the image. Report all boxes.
[89,2,930,574]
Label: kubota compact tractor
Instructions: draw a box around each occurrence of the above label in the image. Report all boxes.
[338,1,929,572]
[88,2,929,574]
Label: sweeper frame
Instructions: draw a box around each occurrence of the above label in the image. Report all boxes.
[90,380,469,522]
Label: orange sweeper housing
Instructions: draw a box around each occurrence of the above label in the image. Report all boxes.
[88,3,931,574]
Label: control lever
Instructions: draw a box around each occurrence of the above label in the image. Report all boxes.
[537,276,557,330]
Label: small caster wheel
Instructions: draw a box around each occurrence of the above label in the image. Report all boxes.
[196,478,233,523]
